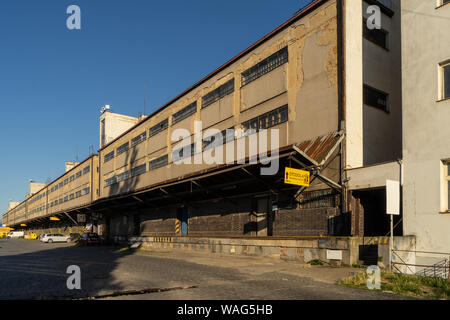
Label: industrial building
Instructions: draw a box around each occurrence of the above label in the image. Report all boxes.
[2,0,449,268]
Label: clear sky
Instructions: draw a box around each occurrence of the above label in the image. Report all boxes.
[0,0,312,216]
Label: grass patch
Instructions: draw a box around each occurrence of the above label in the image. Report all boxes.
[337,269,450,300]
[310,259,325,266]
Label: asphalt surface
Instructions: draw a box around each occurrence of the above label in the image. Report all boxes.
[0,239,409,300]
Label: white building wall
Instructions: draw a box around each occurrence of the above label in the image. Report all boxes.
[402,0,450,253]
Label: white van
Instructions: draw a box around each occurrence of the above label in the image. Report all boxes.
[6,231,24,239]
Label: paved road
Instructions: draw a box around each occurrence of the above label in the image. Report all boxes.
[0,239,408,300]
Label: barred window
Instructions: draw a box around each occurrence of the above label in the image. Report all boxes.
[131,164,147,177]
[172,143,196,162]
[203,128,235,151]
[83,166,90,175]
[82,187,90,195]
[104,151,115,163]
[242,105,288,133]
[131,131,147,147]
[172,102,197,125]
[116,171,130,182]
[149,155,169,171]
[150,119,169,137]
[105,176,117,187]
[241,47,288,86]
[117,142,130,156]
[202,79,235,108]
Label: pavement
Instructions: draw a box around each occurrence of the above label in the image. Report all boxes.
[0,238,410,300]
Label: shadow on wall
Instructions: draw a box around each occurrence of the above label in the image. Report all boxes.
[105,146,142,240]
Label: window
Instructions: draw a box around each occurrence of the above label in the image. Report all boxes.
[64,179,68,185]
[241,47,288,86]
[363,19,389,49]
[83,166,90,175]
[172,102,197,125]
[203,128,235,151]
[76,171,82,178]
[445,162,450,211]
[76,191,82,198]
[69,175,75,182]
[104,151,115,163]
[172,143,196,162]
[64,196,68,202]
[69,194,75,200]
[82,187,90,195]
[131,132,147,147]
[441,63,450,100]
[117,142,129,156]
[242,105,289,133]
[59,182,63,188]
[131,164,146,177]
[150,119,169,137]
[149,155,169,171]
[116,171,130,182]
[364,85,389,112]
[202,79,235,108]
[105,177,117,187]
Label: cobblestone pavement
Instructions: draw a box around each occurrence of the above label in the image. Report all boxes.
[0,239,409,300]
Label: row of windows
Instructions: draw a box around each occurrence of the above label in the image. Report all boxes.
[49,187,90,208]
[242,105,289,133]
[49,166,90,194]
[202,79,235,108]
[103,49,290,164]
[241,47,288,86]
[104,163,148,187]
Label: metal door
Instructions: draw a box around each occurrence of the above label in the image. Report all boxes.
[181,207,188,236]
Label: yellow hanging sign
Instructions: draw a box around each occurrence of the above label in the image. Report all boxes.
[284,167,310,187]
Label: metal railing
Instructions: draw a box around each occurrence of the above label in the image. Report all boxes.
[391,249,450,279]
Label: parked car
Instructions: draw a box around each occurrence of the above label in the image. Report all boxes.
[40,233,70,243]
[79,233,101,246]
[6,231,24,239]
[67,233,81,243]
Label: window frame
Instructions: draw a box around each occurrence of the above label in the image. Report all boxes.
[362,18,389,50]
[439,61,450,101]
[363,84,390,112]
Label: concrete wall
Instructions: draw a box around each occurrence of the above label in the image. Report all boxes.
[100,111,139,148]
[401,0,450,253]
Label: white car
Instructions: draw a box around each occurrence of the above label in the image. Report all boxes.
[6,231,24,239]
[40,233,70,243]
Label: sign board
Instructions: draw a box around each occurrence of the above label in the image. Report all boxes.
[284,167,310,187]
[386,180,400,215]
[77,214,86,223]
[326,250,343,261]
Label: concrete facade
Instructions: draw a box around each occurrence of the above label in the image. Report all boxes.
[401,0,450,254]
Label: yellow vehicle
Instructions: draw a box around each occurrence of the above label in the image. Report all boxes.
[0,227,12,238]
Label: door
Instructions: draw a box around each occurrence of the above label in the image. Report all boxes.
[178,207,189,236]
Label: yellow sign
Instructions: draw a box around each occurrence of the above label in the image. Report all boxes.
[50,217,60,221]
[20,224,27,227]
[284,167,310,187]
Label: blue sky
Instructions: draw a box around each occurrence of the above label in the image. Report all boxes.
[0,0,312,216]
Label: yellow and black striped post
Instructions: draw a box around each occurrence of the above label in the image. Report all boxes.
[175,219,181,235]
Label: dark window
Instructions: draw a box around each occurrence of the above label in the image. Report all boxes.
[364,85,389,112]
[69,175,75,182]
[104,151,114,163]
[363,19,388,49]
[64,179,68,185]
[241,47,288,86]
[83,166,90,175]
[149,155,169,171]
[242,105,289,133]
[117,142,129,156]
[172,102,197,125]
[202,79,235,108]
[76,171,82,178]
[444,64,450,99]
[76,191,82,198]
[83,187,90,195]
[131,164,146,177]
[149,119,169,137]
[131,132,147,147]
[64,196,68,202]
[69,194,75,200]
